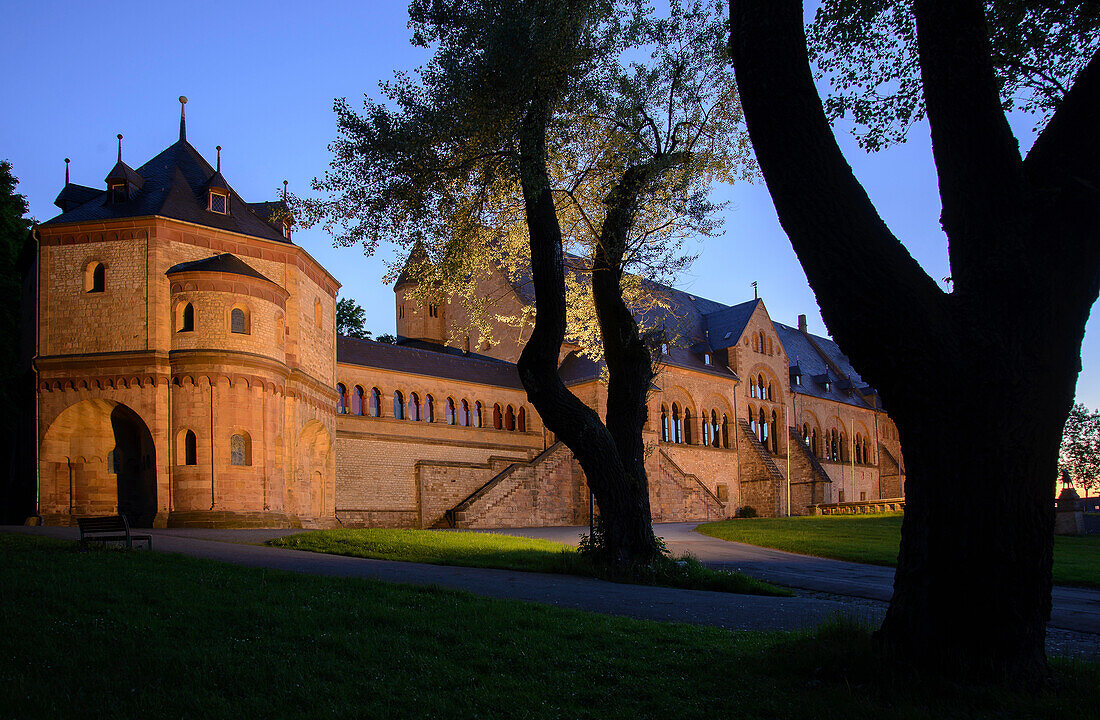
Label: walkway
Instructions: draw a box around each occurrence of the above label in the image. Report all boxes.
[496,523,1100,635]
[4,523,1096,658]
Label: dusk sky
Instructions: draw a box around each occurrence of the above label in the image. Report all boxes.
[4,0,1096,408]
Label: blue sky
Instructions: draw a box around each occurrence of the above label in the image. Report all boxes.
[4,0,1096,408]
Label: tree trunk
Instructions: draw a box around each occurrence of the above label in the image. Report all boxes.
[729,0,1100,686]
[516,104,659,566]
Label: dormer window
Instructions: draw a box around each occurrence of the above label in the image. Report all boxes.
[109,183,127,204]
[795,373,802,386]
[704,353,711,365]
[661,343,668,355]
[282,220,292,239]
[209,191,228,214]
[824,380,832,392]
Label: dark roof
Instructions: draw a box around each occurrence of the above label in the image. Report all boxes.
[703,300,759,350]
[395,240,429,289]
[205,169,229,191]
[774,322,872,409]
[41,138,292,244]
[53,183,100,210]
[166,253,275,283]
[337,336,525,389]
[105,160,144,189]
[557,351,602,385]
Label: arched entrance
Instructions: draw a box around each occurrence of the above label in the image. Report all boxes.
[39,400,157,526]
[295,420,334,522]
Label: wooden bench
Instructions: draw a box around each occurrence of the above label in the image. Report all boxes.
[77,515,152,550]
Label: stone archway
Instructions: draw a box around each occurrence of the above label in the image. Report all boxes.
[295,420,334,522]
[39,399,157,526]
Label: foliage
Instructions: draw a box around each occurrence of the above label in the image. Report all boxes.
[300,0,751,359]
[735,505,758,518]
[0,161,31,430]
[1060,403,1100,497]
[808,1,1100,149]
[335,296,371,339]
[271,527,786,596]
[697,514,1100,588]
[374,332,397,344]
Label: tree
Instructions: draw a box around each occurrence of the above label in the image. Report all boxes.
[336,297,372,339]
[729,0,1100,686]
[305,0,746,566]
[1060,403,1100,498]
[0,161,33,523]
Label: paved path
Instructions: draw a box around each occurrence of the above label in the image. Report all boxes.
[491,523,1100,636]
[5,523,1096,658]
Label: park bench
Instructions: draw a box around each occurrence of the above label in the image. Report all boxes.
[77,515,152,550]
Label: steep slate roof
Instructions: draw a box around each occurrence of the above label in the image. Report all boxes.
[702,299,759,350]
[166,253,275,283]
[337,336,524,389]
[774,322,873,409]
[53,183,100,210]
[41,138,292,245]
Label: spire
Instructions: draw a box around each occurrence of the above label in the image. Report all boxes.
[283,180,288,201]
[216,145,221,172]
[116,134,123,162]
[64,158,70,185]
[179,96,188,141]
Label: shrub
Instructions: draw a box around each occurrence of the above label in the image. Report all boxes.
[736,506,759,519]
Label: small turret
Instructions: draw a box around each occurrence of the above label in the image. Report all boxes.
[394,241,445,344]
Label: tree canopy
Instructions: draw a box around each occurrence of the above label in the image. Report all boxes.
[808,0,1100,149]
[336,297,372,339]
[1060,403,1100,498]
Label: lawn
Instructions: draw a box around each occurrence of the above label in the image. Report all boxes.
[696,513,1100,588]
[1,533,1095,719]
[268,528,789,596]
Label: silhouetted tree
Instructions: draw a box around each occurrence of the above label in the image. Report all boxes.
[729,0,1099,687]
[336,297,372,339]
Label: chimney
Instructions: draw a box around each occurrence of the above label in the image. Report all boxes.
[798,314,807,333]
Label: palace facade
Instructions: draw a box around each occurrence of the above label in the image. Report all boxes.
[29,118,904,528]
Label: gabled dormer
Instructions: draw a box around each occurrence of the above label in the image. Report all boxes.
[205,146,231,215]
[104,134,144,205]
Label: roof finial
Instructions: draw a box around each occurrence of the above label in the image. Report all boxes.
[216,145,222,172]
[116,134,123,162]
[752,280,758,299]
[283,179,288,201]
[179,96,188,141]
[64,158,70,185]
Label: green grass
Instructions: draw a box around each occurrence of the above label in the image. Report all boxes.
[268,528,790,596]
[696,513,1100,588]
[1,533,1095,719]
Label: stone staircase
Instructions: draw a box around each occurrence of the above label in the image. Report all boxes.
[788,426,830,485]
[655,450,726,521]
[737,419,784,480]
[443,442,579,528]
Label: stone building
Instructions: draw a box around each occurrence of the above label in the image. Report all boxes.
[29,115,904,528]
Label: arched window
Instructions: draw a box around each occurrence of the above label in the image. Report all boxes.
[672,404,682,443]
[474,401,483,428]
[684,409,693,445]
[768,382,774,401]
[106,448,119,474]
[812,428,819,457]
[701,412,711,446]
[409,393,421,421]
[393,391,405,420]
[802,423,810,444]
[748,404,756,434]
[424,394,434,423]
[178,302,194,332]
[445,397,456,425]
[749,378,757,398]
[758,375,765,400]
[336,384,347,414]
[722,414,730,448]
[661,405,670,442]
[518,407,526,432]
[759,407,768,445]
[711,410,720,448]
[493,404,503,430]
[369,387,381,417]
[460,399,470,427]
[231,307,249,334]
[352,386,363,415]
[840,433,848,462]
[771,410,779,453]
[85,262,105,293]
[184,430,197,465]
[230,433,251,466]
[505,405,515,431]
